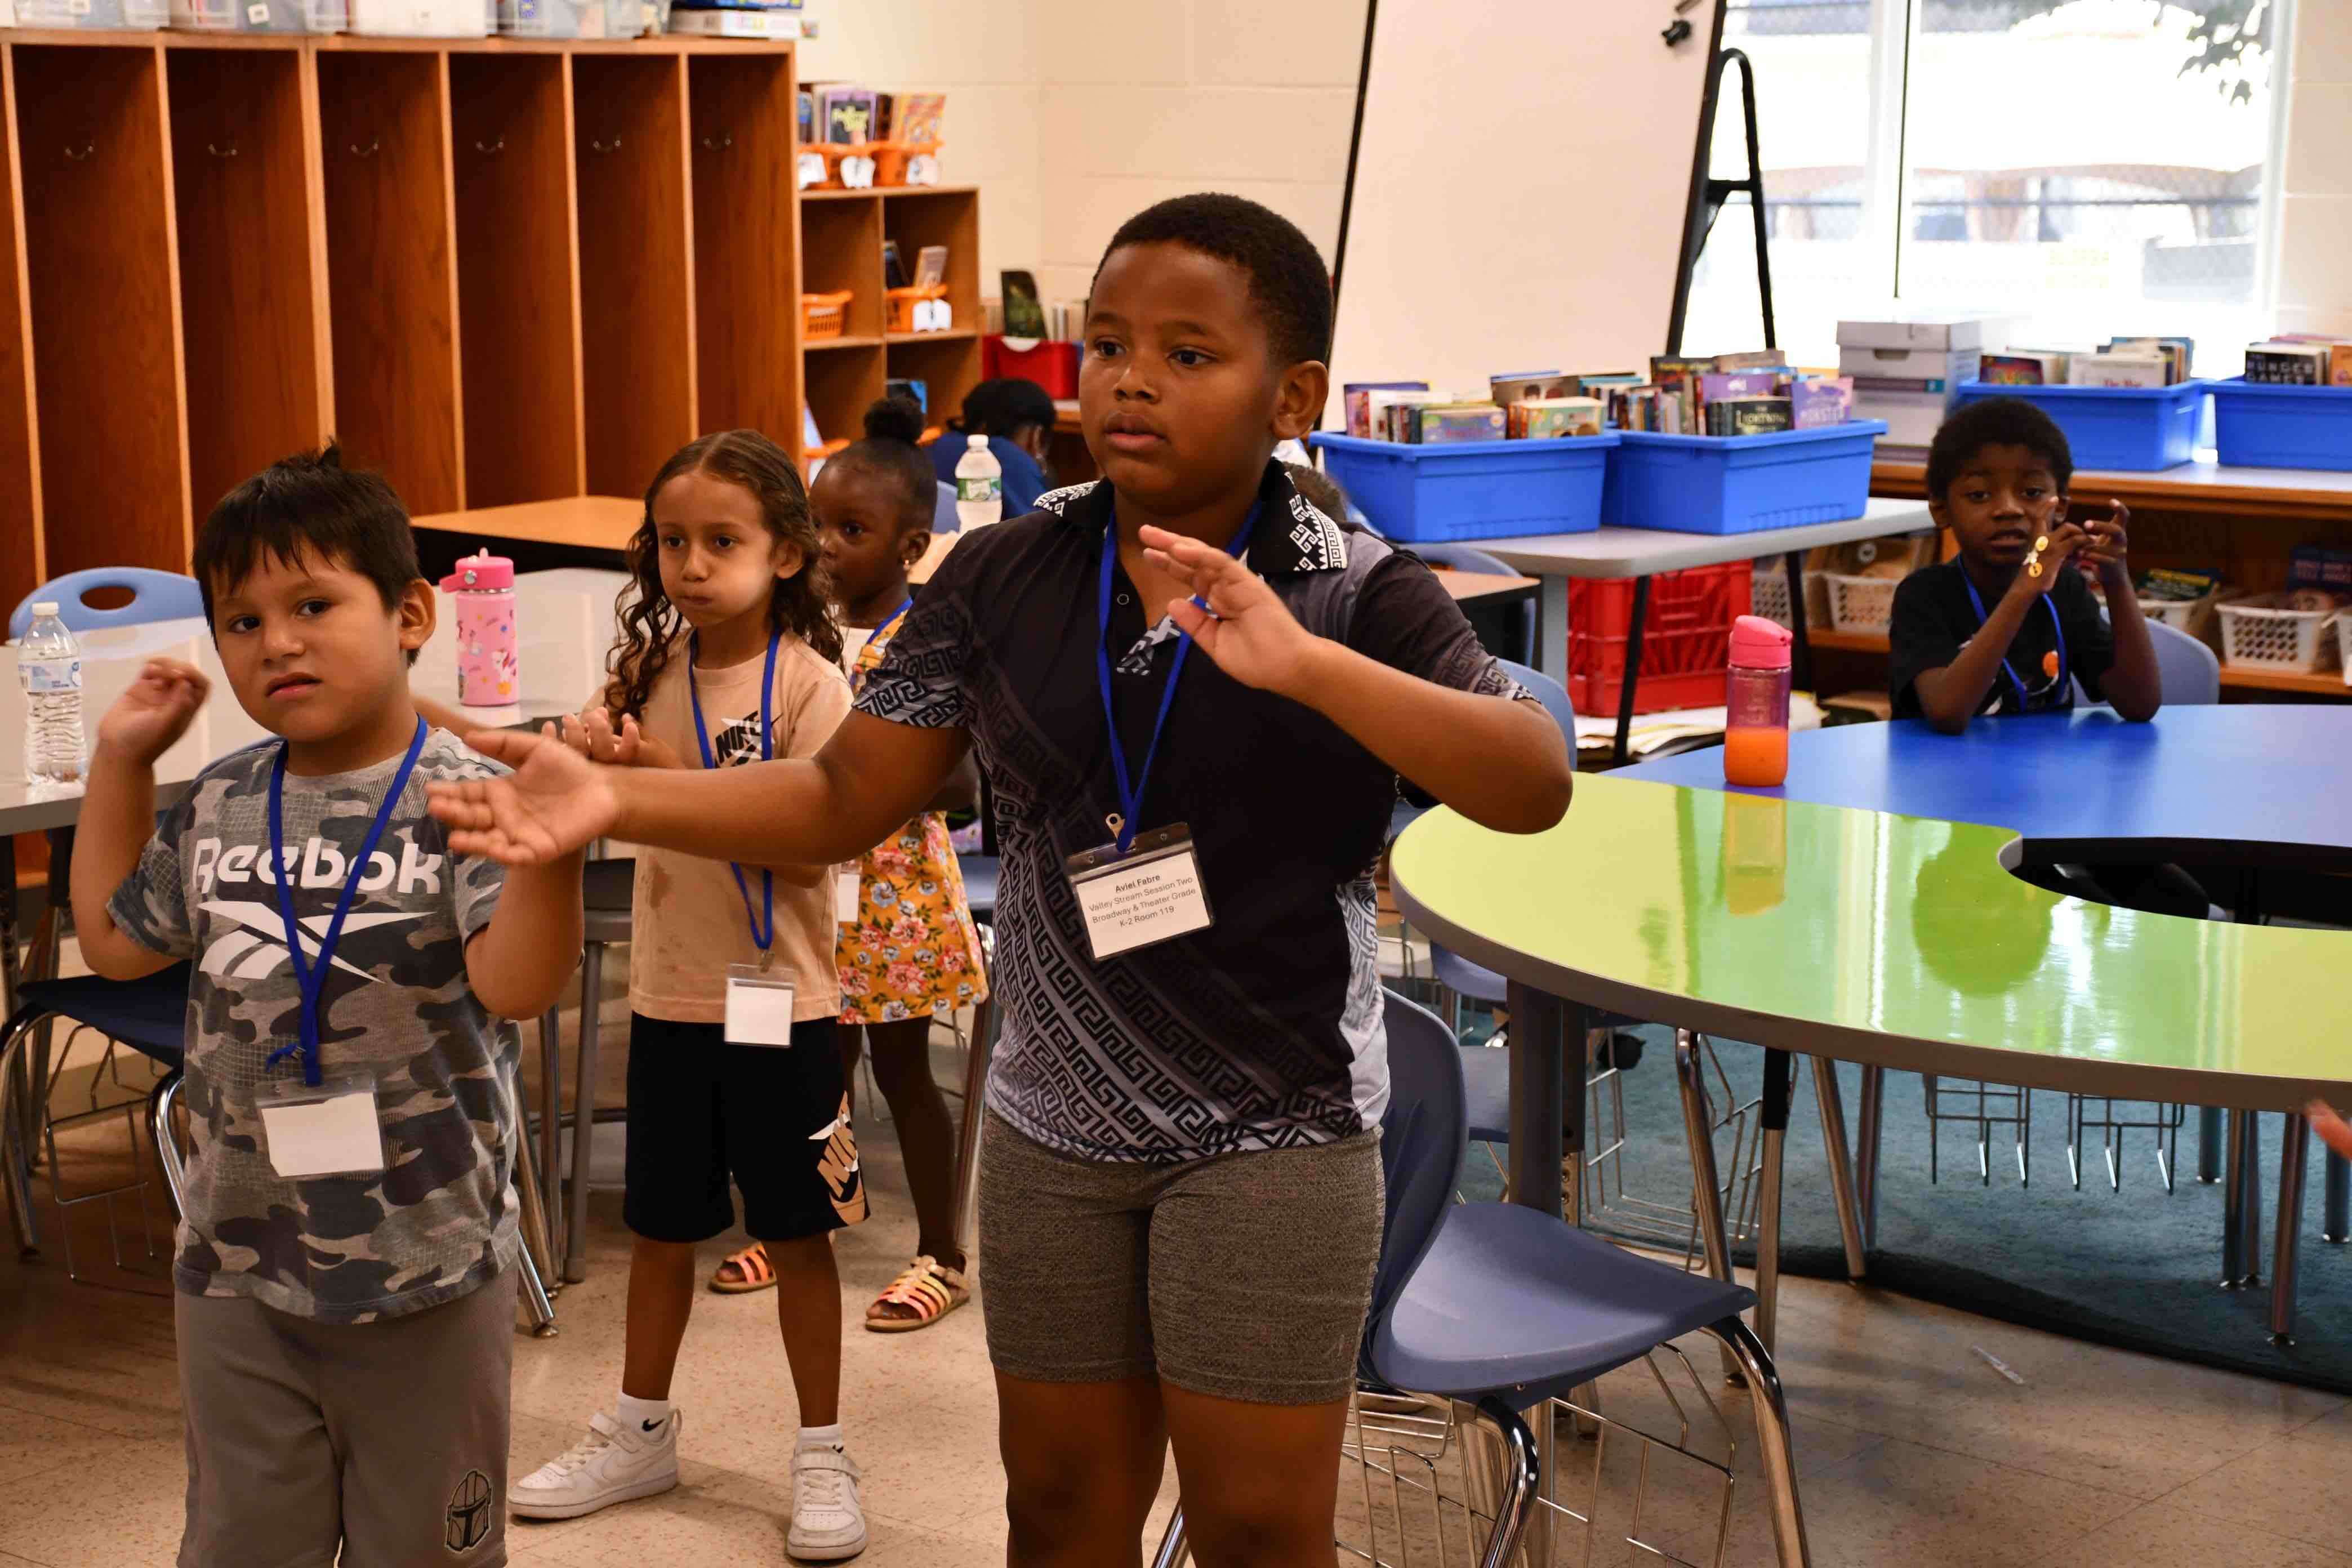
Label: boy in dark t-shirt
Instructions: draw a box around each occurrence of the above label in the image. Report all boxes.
[1888,395,2161,729]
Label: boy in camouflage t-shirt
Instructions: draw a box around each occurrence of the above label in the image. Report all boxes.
[70,449,585,1568]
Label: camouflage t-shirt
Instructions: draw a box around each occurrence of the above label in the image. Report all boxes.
[109,729,519,1324]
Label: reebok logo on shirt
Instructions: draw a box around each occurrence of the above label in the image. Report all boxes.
[188,833,445,899]
[195,901,424,982]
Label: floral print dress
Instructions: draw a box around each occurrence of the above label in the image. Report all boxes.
[838,614,991,1026]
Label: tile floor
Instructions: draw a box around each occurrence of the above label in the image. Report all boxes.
[5,1024,2351,1565]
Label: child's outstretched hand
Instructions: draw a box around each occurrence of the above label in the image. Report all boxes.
[428,727,621,865]
[559,709,685,770]
[2011,522,2091,599]
[2077,500,2131,574]
[96,658,209,765]
[2310,1102,2352,1161]
[1139,524,1319,697]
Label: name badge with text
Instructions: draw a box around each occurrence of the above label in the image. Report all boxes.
[725,961,799,1047]
[257,1070,386,1179]
[835,868,861,924]
[1064,824,1214,960]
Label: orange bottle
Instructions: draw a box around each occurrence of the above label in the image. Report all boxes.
[1723,614,1792,787]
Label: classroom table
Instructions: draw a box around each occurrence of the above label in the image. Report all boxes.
[1390,768,2352,1348]
[1474,498,1936,763]
[1624,707,2352,1338]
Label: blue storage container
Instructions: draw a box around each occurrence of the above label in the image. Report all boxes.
[1308,431,1618,542]
[2208,378,2352,471]
[1950,380,2207,472]
[1600,421,1886,535]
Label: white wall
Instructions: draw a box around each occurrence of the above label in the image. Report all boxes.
[2278,0,2352,334]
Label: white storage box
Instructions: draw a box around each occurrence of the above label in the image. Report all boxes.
[663,3,792,33]
[499,0,642,35]
[18,0,167,27]
[171,0,344,29]
[1850,382,1950,448]
[1836,318,1994,353]
[349,0,488,34]
[1837,345,1976,385]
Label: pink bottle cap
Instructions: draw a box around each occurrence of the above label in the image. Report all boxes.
[439,548,515,593]
[1729,614,1792,670]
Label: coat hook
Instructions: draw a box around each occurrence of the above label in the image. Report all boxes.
[476,136,505,155]
[61,142,94,163]
[207,141,238,159]
[589,136,621,154]
[350,139,380,158]
[700,132,731,152]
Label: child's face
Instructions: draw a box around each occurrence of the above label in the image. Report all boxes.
[1931,443,2066,572]
[1080,242,1326,518]
[652,467,804,633]
[209,546,431,755]
[812,464,927,608]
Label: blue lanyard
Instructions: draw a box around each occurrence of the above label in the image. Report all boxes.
[687,631,779,952]
[1094,503,1259,854]
[1961,572,2067,711]
[848,598,913,697]
[265,716,430,1087]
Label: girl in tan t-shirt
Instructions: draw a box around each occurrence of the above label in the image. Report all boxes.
[504,430,872,1562]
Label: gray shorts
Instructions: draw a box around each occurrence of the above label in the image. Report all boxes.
[176,1271,514,1568]
[978,1112,1384,1405]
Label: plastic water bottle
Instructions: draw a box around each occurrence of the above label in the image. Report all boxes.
[955,434,1003,531]
[19,603,85,788]
[1723,614,1792,789]
[437,547,519,707]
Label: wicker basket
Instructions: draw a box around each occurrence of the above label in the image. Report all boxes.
[801,291,852,340]
[1822,571,1901,636]
[1750,560,1793,630]
[2216,593,2342,674]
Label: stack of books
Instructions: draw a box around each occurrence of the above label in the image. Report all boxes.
[667,0,802,37]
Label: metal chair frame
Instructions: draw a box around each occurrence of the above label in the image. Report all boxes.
[2065,1094,2185,1193]
[1923,1076,2033,1186]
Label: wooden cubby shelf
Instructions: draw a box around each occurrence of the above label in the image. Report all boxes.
[0,32,812,614]
[798,180,982,449]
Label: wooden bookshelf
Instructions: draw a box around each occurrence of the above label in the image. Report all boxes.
[2216,665,2350,697]
[795,182,981,452]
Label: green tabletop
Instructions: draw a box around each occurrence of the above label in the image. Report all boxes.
[1390,774,2352,1112]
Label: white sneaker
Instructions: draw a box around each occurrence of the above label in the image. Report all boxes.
[508,1408,682,1520]
[789,1443,867,1561]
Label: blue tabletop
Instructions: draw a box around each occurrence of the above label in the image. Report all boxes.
[1621,707,2352,865]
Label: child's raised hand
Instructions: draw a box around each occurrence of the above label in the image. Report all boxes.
[1138,524,1318,697]
[575,708,683,769]
[96,658,209,765]
[2311,1102,2352,1161]
[2077,500,2131,573]
[428,727,619,865]
[2012,522,2091,600]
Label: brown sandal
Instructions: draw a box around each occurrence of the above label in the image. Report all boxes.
[865,1255,969,1332]
[709,1241,776,1294]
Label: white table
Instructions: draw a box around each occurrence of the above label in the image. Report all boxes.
[1474,498,1936,762]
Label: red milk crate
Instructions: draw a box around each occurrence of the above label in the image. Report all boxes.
[1567,562,1753,718]
[982,335,1080,398]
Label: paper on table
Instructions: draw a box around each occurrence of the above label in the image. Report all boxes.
[1572,694,1825,758]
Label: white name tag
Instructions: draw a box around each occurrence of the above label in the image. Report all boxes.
[1065,824,1214,960]
[258,1073,386,1179]
[835,868,861,924]
[725,962,799,1047]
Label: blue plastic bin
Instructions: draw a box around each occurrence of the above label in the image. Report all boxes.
[2208,378,2352,471]
[1600,421,1885,535]
[1950,380,2207,472]
[1308,431,1618,542]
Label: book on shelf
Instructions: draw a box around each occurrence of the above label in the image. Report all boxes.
[1705,396,1792,436]
[1789,377,1852,429]
[2108,336,2193,384]
[1511,397,1604,439]
[2244,340,2336,385]
[1488,371,1573,406]
[896,93,946,146]
[2069,352,2170,389]
[1978,350,2067,385]
[1409,403,1508,445]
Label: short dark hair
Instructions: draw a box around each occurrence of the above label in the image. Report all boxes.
[957,377,1056,440]
[827,396,937,534]
[194,445,421,635]
[1093,193,1333,367]
[1926,397,2073,500]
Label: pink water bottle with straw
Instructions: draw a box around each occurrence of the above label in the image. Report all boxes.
[439,548,518,708]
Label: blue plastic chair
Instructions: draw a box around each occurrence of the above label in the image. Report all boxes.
[933,480,960,536]
[1414,542,1535,666]
[2150,619,2220,705]
[10,568,204,640]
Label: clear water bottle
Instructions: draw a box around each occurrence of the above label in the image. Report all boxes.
[19,603,84,788]
[955,434,1003,531]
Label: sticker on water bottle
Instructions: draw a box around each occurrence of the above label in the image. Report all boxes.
[20,658,79,696]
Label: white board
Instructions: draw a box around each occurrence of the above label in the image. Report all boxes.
[1328,0,1727,420]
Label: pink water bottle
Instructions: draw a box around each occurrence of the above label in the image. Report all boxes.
[439,549,518,708]
[1724,614,1791,787]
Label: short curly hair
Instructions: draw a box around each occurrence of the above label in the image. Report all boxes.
[1093,192,1334,368]
[1926,396,2073,501]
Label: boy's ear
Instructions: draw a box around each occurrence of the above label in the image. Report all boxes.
[1271,358,1330,443]
[397,578,436,654]
[1926,496,1948,533]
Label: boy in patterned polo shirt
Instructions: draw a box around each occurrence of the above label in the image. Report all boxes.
[69,448,585,1568]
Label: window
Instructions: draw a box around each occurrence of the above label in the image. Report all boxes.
[1682,0,2281,375]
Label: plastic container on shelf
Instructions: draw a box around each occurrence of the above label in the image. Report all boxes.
[1308,430,1619,544]
[497,0,642,34]
[2216,592,2342,674]
[1821,572,1902,635]
[1566,561,1753,718]
[19,0,167,25]
[170,0,344,29]
[1950,380,2208,472]
[801,291,852,341]
[347,0,488,33]
[1600,421,1886,535]
[2208,379,2352,472]
[885,284,951,335]
[871,141,943,186]
[983,336,1080,399]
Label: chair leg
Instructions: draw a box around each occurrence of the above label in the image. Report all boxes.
[146,1070,188,1218]
[514,1223,559,1338]
[512,1116,560,1302]
[1,1005,46,1257]
[563,941,605,1285]
[1855,1064,1883,1250]
[1472,1395,1542,1568]
[1701,1317,1812,1568]
[2327,1151,2350,1245]
[1809,1057,1867,1280]
[537,1007,563,1274]
[2199,1105,2224,1183]
[950,990,998,1258]
[2271,1114,2309,1347]
[1755,1050,1793,1355]
[1147,1507,1187,1568]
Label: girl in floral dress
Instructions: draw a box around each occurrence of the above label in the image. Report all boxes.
[710,398,990,1332]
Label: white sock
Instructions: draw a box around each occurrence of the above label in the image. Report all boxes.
[798,1422,844,1451]
[617,1392,672,1433]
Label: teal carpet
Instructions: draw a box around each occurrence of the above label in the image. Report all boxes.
[1455,1028,2352,1395]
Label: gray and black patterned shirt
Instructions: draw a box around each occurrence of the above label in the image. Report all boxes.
[110,730,520,1323]
[856,461,1525,1165]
